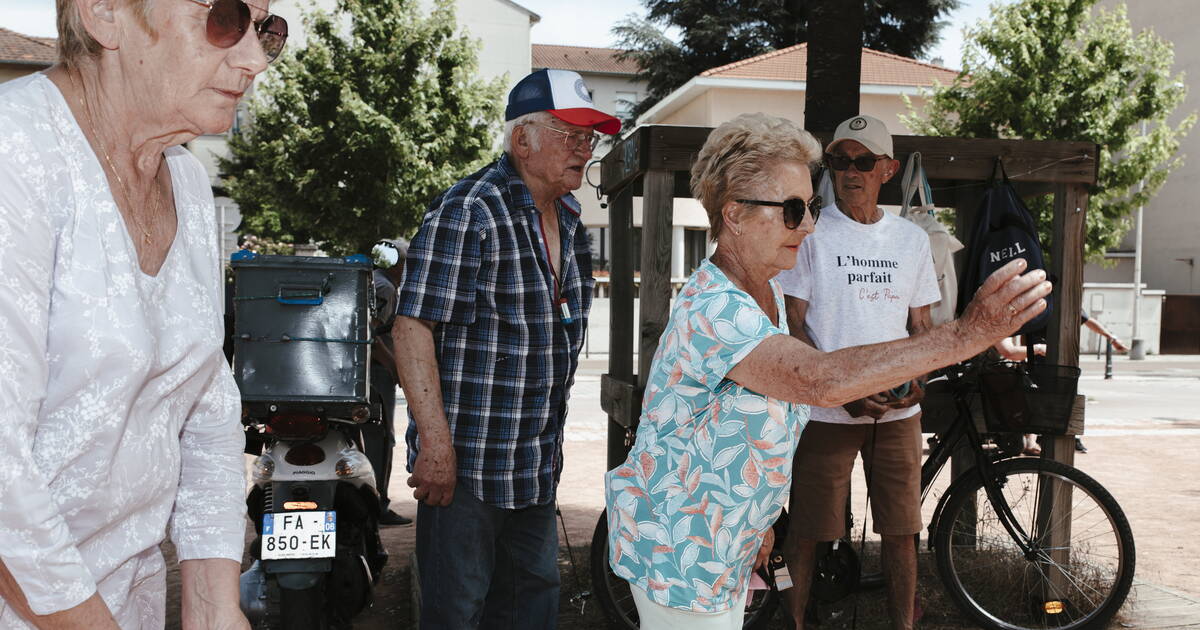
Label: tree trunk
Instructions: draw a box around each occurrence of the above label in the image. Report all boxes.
[805,0,864,133]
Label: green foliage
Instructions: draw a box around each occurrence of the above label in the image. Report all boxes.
[905,0,1194,262]
[614,0,959,125]
[219,0,504,255]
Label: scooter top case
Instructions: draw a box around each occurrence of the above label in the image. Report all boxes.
[231,252,374,419]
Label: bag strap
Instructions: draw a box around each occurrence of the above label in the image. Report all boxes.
[899,152,933,218]
[989,156,1012,186]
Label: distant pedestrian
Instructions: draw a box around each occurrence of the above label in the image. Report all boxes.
[994,308,1124,454]
[365,239,412,526]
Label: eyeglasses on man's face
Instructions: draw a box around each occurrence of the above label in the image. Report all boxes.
[533,123,600,152]
[825,153,886,172]
[735,196,822,230]
[185,0,289,62]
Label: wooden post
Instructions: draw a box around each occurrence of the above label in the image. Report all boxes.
[949,184,980,549]
[637,169,675,389]
[606,186,635,470]
[1038,183,1088,603]
[1045,183,1086,462]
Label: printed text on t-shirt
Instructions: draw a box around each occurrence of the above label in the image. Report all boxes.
[837,254,899,285]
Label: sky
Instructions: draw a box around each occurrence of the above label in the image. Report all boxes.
[1,0,1004,70]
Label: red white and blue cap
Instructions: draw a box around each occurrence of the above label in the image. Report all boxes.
[506,69,622,135]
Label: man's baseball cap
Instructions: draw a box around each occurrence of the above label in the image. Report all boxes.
[506,69,621,135]
[826,114,893,158]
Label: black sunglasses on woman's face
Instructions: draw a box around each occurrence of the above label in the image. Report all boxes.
[735,196,822,230]
[185,0,288,62]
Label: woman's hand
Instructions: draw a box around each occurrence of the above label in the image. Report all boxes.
[959,260,1052,345]
[754,527,775,572]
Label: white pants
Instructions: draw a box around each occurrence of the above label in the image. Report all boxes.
[631,585,747,630]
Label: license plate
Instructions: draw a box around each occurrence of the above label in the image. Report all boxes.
[262,511,336,560]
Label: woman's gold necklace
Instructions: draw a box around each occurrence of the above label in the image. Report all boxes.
[69,70,161,247]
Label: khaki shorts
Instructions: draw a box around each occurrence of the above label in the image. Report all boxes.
[787,415,923,541]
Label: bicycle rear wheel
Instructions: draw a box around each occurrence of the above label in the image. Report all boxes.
[933,458,1134,630]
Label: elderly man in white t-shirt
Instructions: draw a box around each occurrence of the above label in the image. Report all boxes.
[777,115,941,630]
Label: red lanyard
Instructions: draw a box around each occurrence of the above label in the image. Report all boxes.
[539,207,573,324]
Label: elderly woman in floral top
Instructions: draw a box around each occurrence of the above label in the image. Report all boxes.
[604,113,1053,629]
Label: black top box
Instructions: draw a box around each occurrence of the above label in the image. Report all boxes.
[231,252,375,419]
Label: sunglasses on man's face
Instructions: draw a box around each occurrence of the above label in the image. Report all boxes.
[825,153,886,172]
[735,196,821,230]
[186,0,288,62]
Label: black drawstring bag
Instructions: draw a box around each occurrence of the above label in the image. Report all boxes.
[957,159,1054,336]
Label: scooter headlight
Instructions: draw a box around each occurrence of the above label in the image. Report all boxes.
[251,453,275,483]
[334,448,374,480]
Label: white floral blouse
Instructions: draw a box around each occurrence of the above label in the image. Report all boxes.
[0,73,245,627]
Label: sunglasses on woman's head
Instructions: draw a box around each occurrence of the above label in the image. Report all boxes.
[825,153,886,172]
[735,196,821,230]
[185,0,288,62]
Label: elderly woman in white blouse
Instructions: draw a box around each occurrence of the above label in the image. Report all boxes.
[0,0,286,627]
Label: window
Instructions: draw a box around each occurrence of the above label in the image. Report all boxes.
[587,227,609,271]
[683,228,708,276]
[615,91,638,122]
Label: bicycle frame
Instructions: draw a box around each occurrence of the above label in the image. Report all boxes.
[920,374,1039,559]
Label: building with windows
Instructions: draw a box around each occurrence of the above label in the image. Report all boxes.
[570,43,959,282]
[531,44,647,274]
[1083,0,1199,354]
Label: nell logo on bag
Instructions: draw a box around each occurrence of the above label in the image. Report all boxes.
[989,241,1028,264]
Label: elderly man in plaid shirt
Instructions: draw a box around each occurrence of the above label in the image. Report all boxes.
[393,69,620,629]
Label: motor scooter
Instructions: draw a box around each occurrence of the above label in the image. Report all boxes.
[238,408,388,629]
[230,252,387,629]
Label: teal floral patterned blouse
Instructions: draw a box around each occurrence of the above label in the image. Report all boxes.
[604,259,810,613]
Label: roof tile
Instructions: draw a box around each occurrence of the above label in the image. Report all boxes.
[700,43,958,87]
[532,44,639,76]
[0,27,56,66]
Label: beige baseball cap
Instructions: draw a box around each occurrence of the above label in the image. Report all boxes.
[826,114,893,158]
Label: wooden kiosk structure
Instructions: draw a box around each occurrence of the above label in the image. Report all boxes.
[597,125,1097,476]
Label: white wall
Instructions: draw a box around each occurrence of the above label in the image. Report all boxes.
[1082,284,1165,354]
[448,0,534,97]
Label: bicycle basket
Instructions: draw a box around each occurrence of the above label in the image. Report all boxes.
[979,362,1081,435]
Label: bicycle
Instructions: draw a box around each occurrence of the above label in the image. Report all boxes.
[799,359,1135,630]
[591,358,1135,630]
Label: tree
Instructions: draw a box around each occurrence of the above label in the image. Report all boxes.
[613,0,960,124]
[220,0,504,255]
[905,0,1194,262]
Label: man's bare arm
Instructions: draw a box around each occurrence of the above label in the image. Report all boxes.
[391,316,457,506]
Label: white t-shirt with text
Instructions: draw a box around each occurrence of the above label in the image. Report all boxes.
[777,203,941,424]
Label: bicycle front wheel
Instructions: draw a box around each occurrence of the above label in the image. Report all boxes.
[933,457,1135,630]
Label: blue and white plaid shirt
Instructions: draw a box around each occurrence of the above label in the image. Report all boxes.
[397,154,594,509]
